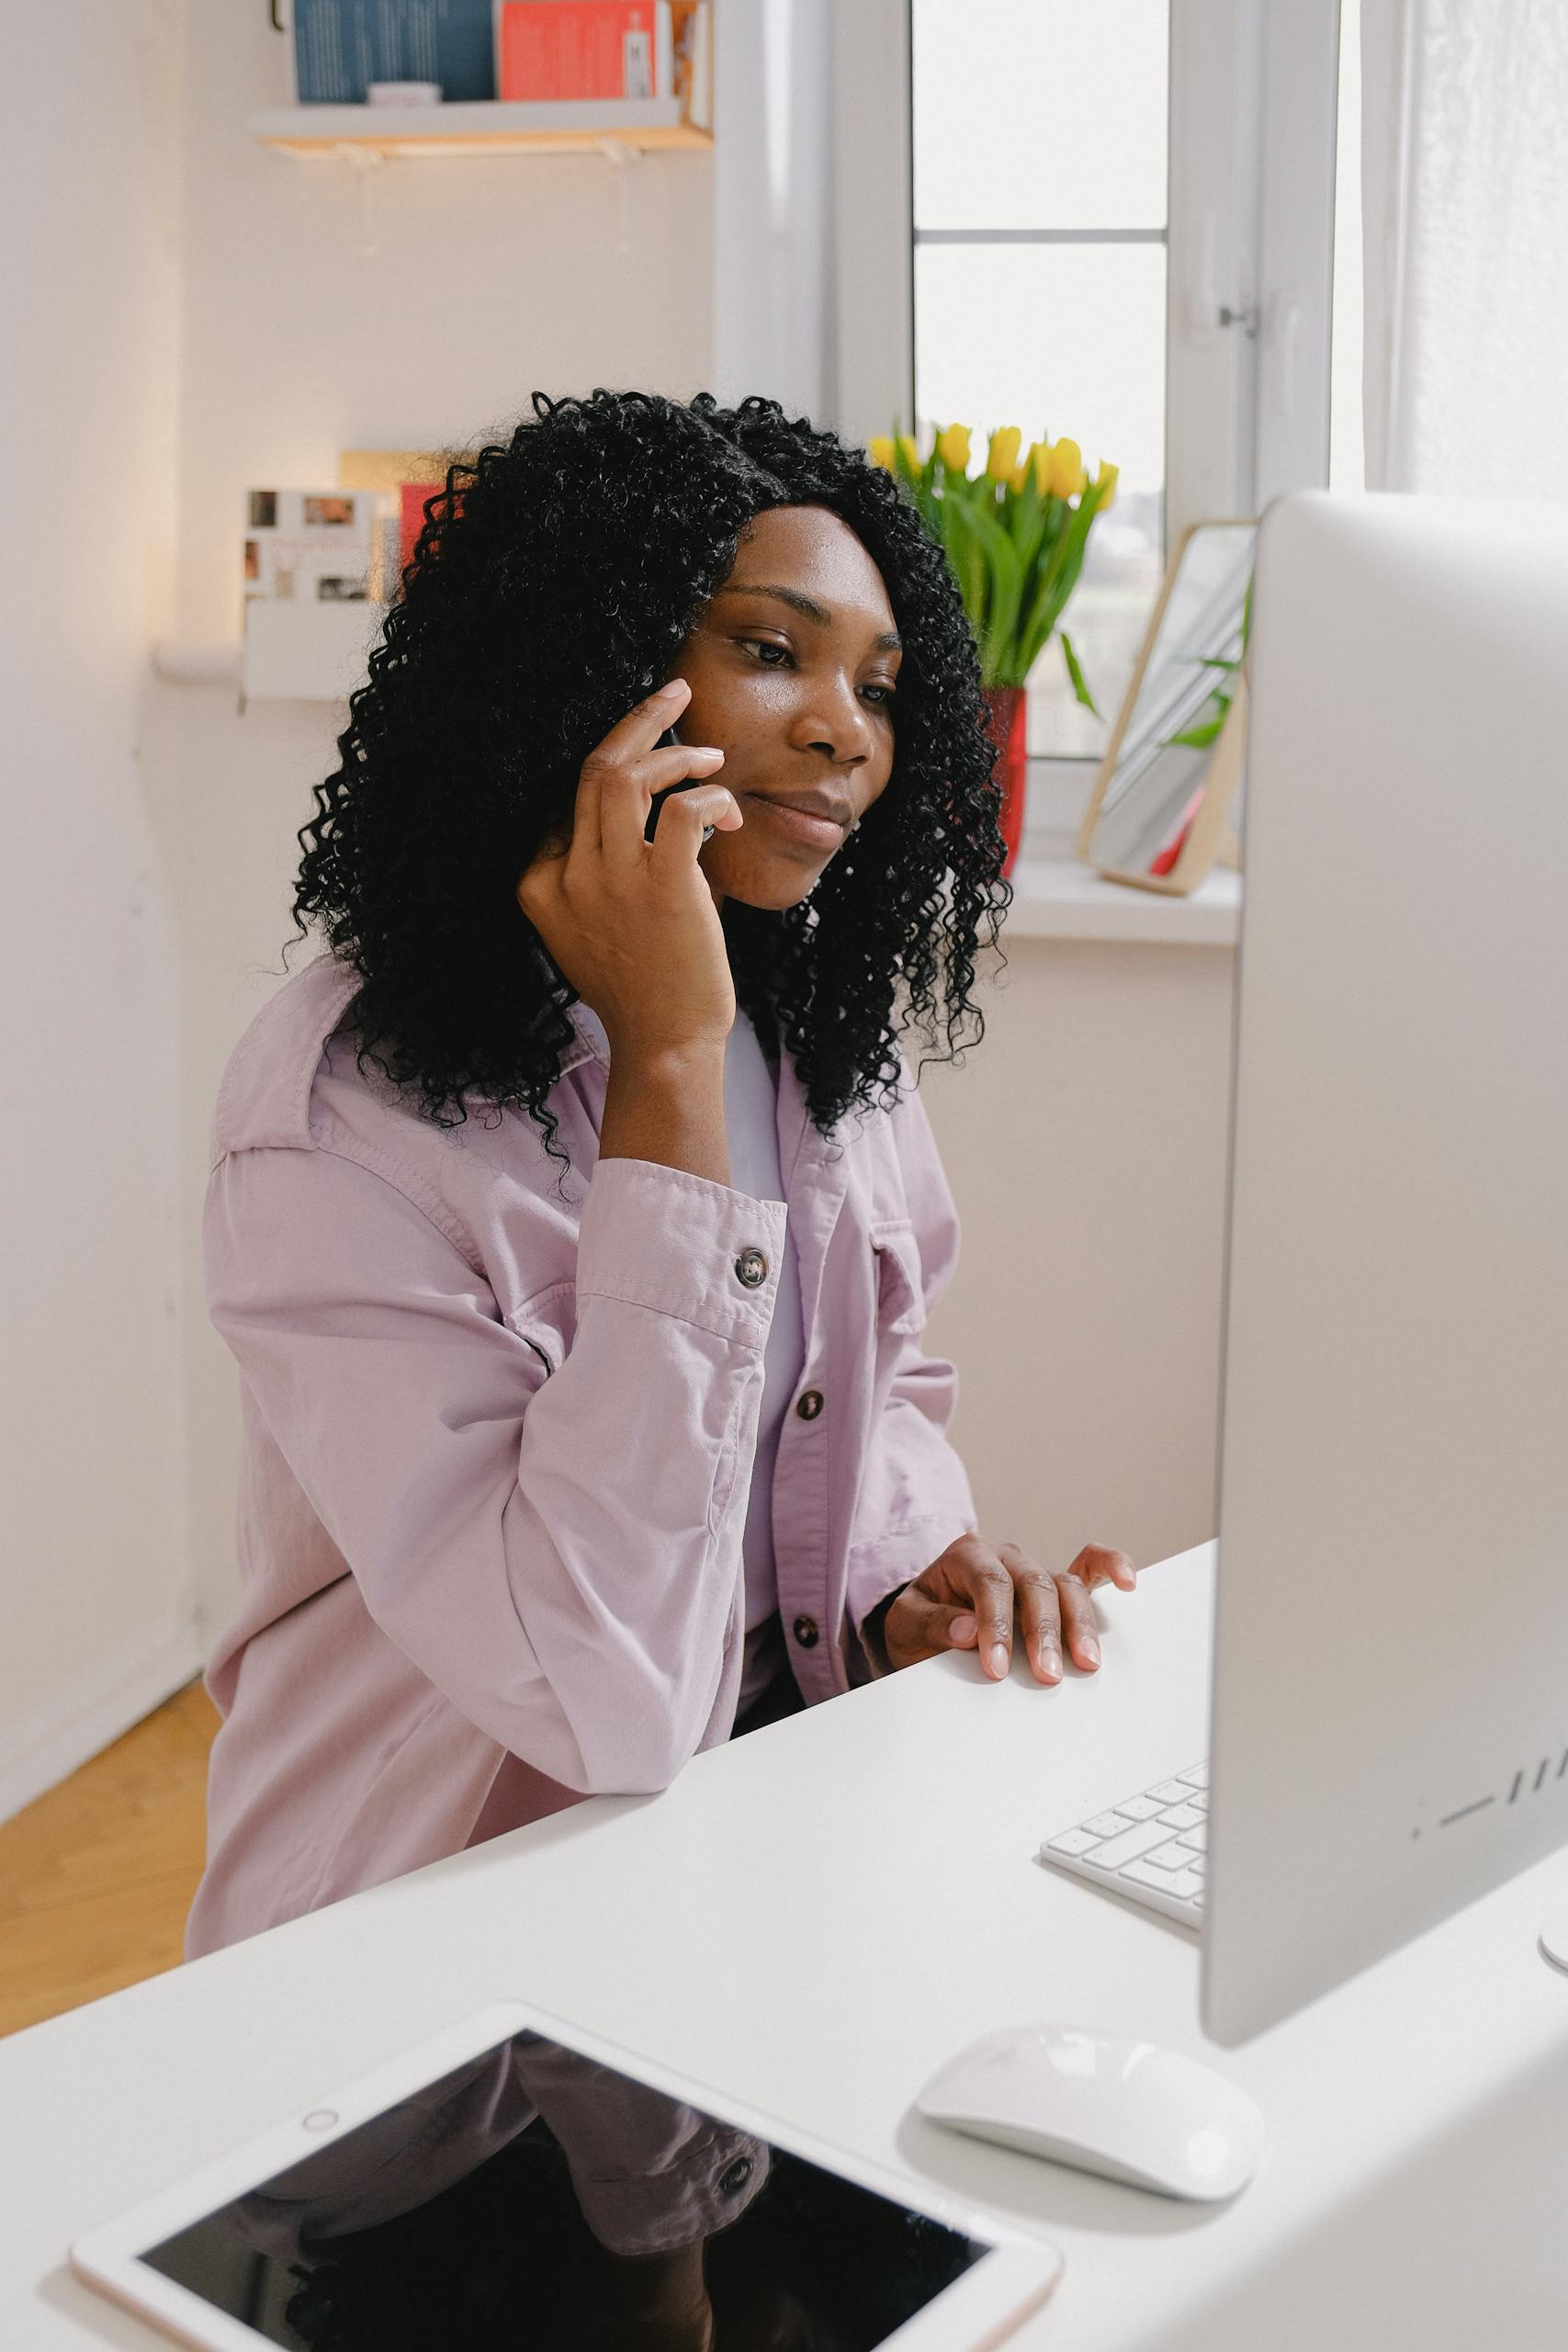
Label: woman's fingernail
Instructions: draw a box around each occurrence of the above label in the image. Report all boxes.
[1080,1634,1100,1667]
[689,745,724,763]
[948,1612,977,1645]
[656,677,690,700]
[1038,1639,1062,1681]
[987,1642,1009,1679]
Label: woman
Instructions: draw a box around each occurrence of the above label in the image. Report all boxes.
[187,391,1135,1958]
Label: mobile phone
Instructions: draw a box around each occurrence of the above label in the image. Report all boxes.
[644,724,717,846]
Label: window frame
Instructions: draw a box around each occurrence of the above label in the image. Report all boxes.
[829,0,1345,842]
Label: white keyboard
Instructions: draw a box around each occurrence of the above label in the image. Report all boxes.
[1038,1762,1209,1928]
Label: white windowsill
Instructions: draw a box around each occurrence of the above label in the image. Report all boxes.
[1002,838,1241,945]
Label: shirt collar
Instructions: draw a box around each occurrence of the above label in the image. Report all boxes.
[560,999,610,1073]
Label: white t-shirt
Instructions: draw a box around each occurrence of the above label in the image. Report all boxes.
[723,1010,807,1702]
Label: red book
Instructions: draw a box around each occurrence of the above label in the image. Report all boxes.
[497,3,672,102]
[400,482,434,575]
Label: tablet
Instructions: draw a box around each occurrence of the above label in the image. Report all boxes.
[72,1998,1062,2350]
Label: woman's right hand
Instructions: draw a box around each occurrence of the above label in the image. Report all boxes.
[516,678,745,1060]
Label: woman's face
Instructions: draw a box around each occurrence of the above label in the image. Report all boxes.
[671,504,901,910]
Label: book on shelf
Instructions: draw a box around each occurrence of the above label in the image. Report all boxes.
[285,0,711,122]
[495,2,675,103]
[335,452,455,595]
[290,0,496,105]
[671,2,712,128]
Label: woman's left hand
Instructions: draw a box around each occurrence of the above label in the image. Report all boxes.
[879,1535,1137,1683]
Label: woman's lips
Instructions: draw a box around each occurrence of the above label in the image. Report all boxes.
[741,793,849,851]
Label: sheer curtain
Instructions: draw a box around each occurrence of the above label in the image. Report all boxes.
[1360,0,1568,493]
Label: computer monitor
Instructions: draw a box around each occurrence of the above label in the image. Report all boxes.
[1201,490,1568,2046]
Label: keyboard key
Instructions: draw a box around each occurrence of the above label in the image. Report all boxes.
[1045,1827,1101,1857]
[1084,1811,1134,1838]
[1145,1838,1198,1871]
[1150,1780,1194,1804]
[1118,1794,1165,1820]
[1177,1829,1206,1853]
[1179,1764,1209,1788]
[1159,1802,1204,1830]
[1186,1792,1209,1813]
[1122,1860,1202,1901]
[1084,1819,1169,1869]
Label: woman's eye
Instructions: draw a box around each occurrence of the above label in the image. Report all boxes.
[741,638,791,667]
[862,682,897,707]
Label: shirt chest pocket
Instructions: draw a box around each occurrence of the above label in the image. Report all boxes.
[504,1279,579,1381]
[870,1220,927,1340]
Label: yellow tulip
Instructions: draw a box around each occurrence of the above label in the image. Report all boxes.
[987,424,1022,481]
[936,422,971,473]
[897,433,920,470]
[1028,438,1053,493]
[1094,459,1119,509]
[1048,436,1087,499]
[867,435,896,472]
[1009,461,1029,492]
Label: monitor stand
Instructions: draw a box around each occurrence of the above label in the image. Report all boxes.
[1540,1913,1568,1973]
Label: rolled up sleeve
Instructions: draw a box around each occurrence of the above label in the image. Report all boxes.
[206,1144,787,1795]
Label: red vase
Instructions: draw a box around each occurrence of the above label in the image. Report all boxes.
[980,685,1027,877]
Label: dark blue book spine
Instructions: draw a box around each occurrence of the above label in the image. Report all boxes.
[293,1,496,105]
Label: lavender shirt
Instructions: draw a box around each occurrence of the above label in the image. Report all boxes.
[186,954,976,1955]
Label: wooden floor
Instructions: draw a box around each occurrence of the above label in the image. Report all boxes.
[0,1680,218,2041]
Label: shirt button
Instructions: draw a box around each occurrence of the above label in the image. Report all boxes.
[718,2156,753,2196]
[795,1388,824,1421]
[733,1247,769,1289]
[793,1614,819,1648]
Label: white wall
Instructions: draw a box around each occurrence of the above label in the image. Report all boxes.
[829,0,914,446]
[920,941,1235,1577]
[712,0,836,416]
[0,2,197,1817]
[159,6,719,1637]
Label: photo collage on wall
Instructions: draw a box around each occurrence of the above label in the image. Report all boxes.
[243,491,377,608]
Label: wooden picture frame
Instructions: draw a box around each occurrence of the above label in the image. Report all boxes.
[1076,518,1255,896]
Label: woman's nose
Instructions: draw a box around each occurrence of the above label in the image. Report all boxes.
[793,673,873,763]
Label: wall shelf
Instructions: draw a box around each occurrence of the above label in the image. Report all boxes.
[152,641,241,686]
[250,100,712,161]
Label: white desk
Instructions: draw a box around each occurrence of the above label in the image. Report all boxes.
[5,1544,1568,2348]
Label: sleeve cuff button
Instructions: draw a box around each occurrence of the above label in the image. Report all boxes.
[734,1248,769,1289]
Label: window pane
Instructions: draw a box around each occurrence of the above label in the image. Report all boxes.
[914,240,1167,756]
[912,0,1168,232]
[1025,522,1168,760]
[915,242,1166,485]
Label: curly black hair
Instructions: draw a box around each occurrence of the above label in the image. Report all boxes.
[291,390,1010,1162]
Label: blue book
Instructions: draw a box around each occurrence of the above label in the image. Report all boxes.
[292,0,496,104]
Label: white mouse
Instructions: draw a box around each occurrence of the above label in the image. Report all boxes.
[917,2022,1265,2201]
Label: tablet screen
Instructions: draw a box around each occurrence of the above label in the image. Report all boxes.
[136,2026,987,2347]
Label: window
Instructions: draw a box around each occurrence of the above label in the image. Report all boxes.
[905,0,1348,812]
[911,0,1171,760]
